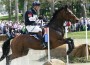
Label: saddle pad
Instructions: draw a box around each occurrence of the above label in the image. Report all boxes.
[30,34,39,39]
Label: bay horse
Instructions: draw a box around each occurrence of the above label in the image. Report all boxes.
[0,5,79,65]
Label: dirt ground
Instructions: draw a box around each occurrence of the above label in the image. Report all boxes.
[0,39,90,65]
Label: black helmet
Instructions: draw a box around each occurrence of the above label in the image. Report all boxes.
[32,1,40,6]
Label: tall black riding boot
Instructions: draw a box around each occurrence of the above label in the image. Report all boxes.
[36,34,47,48]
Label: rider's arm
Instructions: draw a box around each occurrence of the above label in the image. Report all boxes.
[25,10,37,26]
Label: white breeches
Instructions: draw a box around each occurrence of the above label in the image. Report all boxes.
[26,25,42,33]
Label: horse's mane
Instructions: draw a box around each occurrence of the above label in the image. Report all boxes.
[47,7,64,26]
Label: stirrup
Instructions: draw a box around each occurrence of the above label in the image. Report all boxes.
[42,44,47,48]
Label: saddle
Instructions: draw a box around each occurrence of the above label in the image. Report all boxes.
[29,31,43,40]
[22,26,47,48]
[28,29,48,48]
[29,29,45,40]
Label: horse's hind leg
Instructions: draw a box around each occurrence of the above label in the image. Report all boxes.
[6,54,23,65]
[22,49,29,56]
[8,48,29,60]
[5,49,29,65]
[6,55,11,65]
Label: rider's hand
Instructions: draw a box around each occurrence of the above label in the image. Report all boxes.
[38,15,43,20]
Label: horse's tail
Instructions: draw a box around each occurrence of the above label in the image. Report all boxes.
[0,37,13,61]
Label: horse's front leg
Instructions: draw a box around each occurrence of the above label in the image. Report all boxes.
[65,38,74,55]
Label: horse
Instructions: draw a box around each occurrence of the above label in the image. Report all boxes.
[0,5,79,65]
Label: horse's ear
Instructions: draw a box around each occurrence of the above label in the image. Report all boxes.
[64,5,69,10]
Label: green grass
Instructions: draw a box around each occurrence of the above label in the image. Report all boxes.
[0,14,22,21]
[65,31,90,39]
[0,16,9,20]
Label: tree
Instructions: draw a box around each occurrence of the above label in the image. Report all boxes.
[23,0,28,22]
[1,0,90,21]
[15,0,19,22]
[9,0,11,20]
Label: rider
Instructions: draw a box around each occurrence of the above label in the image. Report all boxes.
[25,1,47,48]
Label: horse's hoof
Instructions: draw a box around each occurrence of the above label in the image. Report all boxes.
[67,50,72,55]
[41,45,47,49]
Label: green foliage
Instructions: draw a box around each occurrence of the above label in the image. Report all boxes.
[18,0,24,10]
[1,0,90,20]
[54,1,62,8]
[40,2,50,16]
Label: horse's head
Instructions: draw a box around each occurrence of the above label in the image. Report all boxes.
[48,5,79,27]
[60,5,79,23]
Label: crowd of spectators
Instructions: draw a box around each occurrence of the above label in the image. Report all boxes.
[0,17,90,37]
[0,19,47,38]
[66,17,90,32]
[0,20,26,38]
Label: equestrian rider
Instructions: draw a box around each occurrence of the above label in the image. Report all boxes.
[25,1,47,48]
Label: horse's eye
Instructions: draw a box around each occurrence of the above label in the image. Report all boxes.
[65,11,69,14]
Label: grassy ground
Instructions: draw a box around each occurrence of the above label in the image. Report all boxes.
[65,31,90,39]
[0,14,22,21]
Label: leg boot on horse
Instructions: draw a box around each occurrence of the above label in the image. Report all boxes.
[65,38,74,54]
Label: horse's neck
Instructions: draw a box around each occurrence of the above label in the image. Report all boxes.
[49,19,65,30]
[47,14,65,37]
[49,27,64,38]
[51,17,64,26]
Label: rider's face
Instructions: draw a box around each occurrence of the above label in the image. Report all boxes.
[34,6,40,11]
